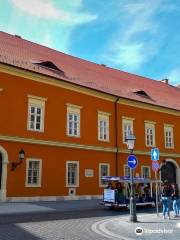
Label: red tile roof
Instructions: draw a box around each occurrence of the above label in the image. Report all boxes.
[0,31,180,111]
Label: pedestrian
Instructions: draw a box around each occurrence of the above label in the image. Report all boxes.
[171,184,179,217]
[161,182,172,219]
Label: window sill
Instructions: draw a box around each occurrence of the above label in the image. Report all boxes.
[25,184,41,188]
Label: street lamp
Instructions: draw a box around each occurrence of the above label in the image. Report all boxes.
[11,149,25,171]
[125,134,137,222]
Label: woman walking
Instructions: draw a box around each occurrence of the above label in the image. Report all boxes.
[171,184,179,217]
[161,183,172,219]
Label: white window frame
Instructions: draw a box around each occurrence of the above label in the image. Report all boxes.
[99,163,110,187]
[26,158,42,187]
[164,124,174,149]
[27,95,47,132]
[66,104,82,138]
[141,165,151,178]
[145,122,156,147]
[122,117,134,144]
[124,164,130,177]
[98,111,110,142]
[66,161,79,187]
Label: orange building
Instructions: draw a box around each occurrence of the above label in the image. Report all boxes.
[0,31,179,202]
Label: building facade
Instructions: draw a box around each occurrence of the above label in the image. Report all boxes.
[0,31,180,202]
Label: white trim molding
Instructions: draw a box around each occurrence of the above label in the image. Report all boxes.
[26,158,42,187]
[0,135,116,152]
[66,161,79,187]
[27,95,46,132]
[0,145,9,202]
[99,163,110,187]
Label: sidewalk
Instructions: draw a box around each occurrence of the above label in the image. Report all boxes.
[0,199,100,216]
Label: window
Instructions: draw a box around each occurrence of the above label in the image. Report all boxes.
[67,104,82,137]
[98,112,110,141]
[26,159,42,187]
[141,166,150,178]
[122,117,134,143]
[124,165,130,177]
[99,163,110,186]
[164,125,174,148]
[27,95,46,132]
[66,161,79,187]
[145,122,155,147]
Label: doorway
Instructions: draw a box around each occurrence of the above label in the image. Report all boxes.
[161,161,176,184]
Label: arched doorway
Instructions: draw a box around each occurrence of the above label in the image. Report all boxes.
[161,161,176,184]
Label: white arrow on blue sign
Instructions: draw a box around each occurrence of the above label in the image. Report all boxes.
[151,148,159,161]
[152,161,159,172]
[127,155,138,169]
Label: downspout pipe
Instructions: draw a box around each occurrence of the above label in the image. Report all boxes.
[115,97,120,176]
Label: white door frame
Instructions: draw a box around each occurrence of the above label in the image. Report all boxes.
[0,146,9,201]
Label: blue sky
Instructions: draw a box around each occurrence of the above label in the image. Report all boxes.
[0,0,180,85]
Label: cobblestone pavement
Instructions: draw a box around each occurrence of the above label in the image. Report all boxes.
[0,203,179,240]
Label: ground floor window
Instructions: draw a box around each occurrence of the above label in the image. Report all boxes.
[141,166,150,178]
[66,161,79,187]
[124,165,130,177]
[99,163,110,186]
[26,159,42,187]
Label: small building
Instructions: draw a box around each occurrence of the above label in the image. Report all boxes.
[0,31,179,202]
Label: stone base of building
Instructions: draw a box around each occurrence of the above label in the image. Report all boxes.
[6,195,102,202]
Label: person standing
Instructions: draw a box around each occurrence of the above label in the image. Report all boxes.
[161,183,172,219]
[171,184,179,217]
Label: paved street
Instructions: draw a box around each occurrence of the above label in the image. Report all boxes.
[0,200,179,239]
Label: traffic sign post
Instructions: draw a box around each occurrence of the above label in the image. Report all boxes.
[151,148,160,217]
[127,154,138,222]
[152,161,160,171]
[127,155,138,169]
[151,148,159,161]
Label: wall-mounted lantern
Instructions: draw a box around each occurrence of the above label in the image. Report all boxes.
[11,149,25,171]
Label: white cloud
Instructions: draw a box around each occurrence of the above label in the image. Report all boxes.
[103,0,166,71]
[11,0,97,25]
[109,43,146,70]
[9,0,97,54]
[167,68,180,85]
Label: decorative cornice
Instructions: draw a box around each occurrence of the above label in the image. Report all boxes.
[119,98,180,116]
[28,95,48,102]
[0,63,116,102]
[164,123,174,128]
[0,135,116,153]
[118,148,180,158]
[144,120,156,125]
[98,110,111,116]
[66,103,83,109]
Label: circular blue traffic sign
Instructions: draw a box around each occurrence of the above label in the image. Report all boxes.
[127,155,138,169]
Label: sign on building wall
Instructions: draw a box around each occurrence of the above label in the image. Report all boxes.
[85,169,94,177]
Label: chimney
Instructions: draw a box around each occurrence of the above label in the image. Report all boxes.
[161,78,169,84]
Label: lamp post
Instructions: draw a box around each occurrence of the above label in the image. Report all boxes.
[125,134,137,222]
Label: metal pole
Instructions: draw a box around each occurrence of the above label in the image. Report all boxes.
[155,171,159,216]
[130,167,137,222]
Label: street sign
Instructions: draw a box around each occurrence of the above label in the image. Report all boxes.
[151,148,159,161]
[152,161,159,172]
[127,155,138,169]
